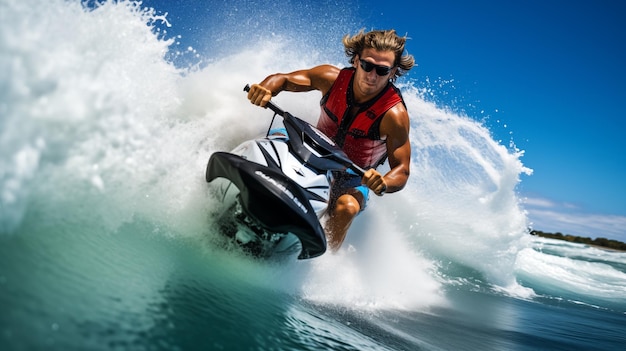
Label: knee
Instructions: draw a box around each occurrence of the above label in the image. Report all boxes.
[335,195,361,218]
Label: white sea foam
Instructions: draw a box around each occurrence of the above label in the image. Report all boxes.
[515,237,626,306]
[5,0,622,311]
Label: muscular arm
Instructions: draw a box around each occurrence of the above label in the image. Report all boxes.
[247,65,340,106]
[362,104,411,195]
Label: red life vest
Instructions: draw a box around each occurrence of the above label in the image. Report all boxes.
[316,68,405,169]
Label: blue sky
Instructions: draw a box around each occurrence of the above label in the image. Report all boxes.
[366,1,626,240]
[143,0,626,241]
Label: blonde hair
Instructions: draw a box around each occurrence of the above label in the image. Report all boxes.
[343,29,415,82]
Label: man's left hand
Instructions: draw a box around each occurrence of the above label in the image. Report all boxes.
[362,169,387,196]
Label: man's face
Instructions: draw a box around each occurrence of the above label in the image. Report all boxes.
[352,48,396,100]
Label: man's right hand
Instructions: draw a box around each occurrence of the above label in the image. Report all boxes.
[247,84,273,107]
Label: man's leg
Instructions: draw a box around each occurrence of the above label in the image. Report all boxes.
[325,192,363,252]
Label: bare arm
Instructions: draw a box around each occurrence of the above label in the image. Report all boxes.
[362,104,411,195]
[247,65,340,106]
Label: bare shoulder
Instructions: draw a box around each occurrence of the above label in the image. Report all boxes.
[381,102,410,138]
[308,65,341,95]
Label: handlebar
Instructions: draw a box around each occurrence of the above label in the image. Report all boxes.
[243,84,285,117]
[243,84,366,177]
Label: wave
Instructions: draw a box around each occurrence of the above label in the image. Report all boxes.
[2,0,624,311]
[516,238,626,309]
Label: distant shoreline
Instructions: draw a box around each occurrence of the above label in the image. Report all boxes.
[530,230,626,252]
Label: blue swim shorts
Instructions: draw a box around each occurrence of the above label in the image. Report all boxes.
[331,169,370,212]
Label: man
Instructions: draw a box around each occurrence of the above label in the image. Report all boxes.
[247,29,415,251]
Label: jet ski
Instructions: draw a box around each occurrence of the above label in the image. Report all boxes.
[205,85,364,259]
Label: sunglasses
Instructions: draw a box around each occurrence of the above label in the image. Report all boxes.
[358,59,394,76]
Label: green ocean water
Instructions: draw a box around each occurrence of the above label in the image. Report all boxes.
[2,217,625,350]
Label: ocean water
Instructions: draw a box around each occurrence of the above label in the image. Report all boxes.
[1,1,625,350]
